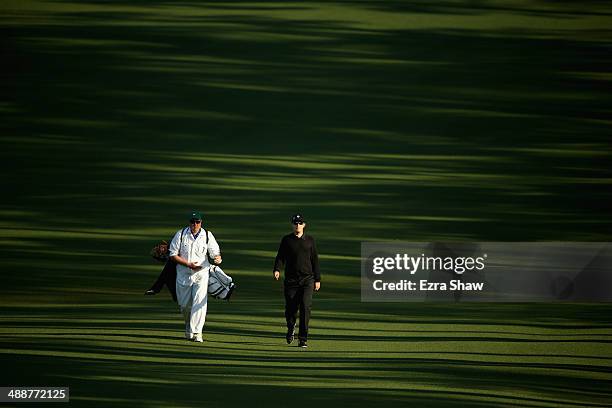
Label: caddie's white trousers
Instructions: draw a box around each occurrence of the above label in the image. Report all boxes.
[176,269,209,335]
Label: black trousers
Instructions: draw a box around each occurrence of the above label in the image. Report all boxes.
[149,260,178,302]
[284,283,314,341]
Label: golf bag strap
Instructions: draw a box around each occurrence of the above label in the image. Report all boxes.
[177,227,187,258]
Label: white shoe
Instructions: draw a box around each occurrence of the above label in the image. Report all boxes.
[185,331,194,340]
[192,333,203,343]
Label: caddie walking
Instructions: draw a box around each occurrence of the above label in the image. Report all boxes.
[169,211,222,342]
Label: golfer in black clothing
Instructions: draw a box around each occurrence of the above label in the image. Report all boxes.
[273,214,320,348]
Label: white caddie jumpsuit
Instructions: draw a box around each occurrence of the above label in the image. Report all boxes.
[168,227,220,336]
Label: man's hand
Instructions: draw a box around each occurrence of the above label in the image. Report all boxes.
[188,262,202,271]
[213,255,222,265]
[273,270,280,280]
[314,282,321,291]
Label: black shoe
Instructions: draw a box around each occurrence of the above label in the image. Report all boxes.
[144,289,157,295]
[298,340,308,348]
[286,325,295,344]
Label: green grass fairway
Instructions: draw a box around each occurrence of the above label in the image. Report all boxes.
[1,1,612,407]
[2,300,612,407]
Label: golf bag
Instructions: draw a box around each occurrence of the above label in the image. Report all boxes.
[208,265,236,300]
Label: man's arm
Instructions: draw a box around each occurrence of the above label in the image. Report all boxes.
[273,236,286,280]
[171,255,200,270]
[311,237,321,291]
[169,228,199,270]
[207,231,222,264]
[168,229,182,258]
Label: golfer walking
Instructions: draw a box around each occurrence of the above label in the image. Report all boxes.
[169,211,222,343]
[273,214,321,348]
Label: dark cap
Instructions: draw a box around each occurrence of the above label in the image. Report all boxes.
[291,214,305,224]
[189,211,203,221]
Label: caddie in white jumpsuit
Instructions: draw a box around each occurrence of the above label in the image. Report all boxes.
[168,211,221,343]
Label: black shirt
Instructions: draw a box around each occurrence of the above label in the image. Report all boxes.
[273,233,320,285]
